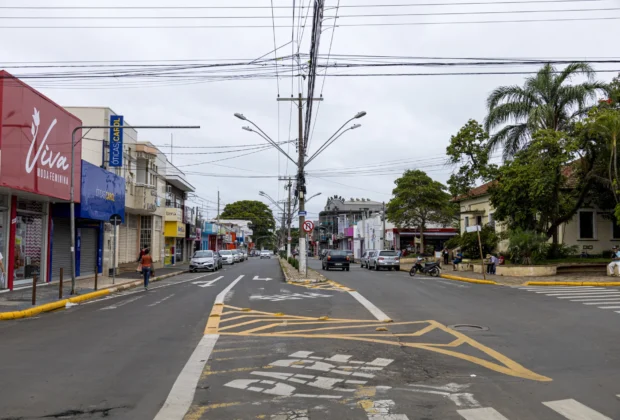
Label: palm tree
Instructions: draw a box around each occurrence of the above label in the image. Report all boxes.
[485,63,607,159]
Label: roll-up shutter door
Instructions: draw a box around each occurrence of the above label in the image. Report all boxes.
[79,228,97,277]
[152,229,161,262]
[51,218,72,281]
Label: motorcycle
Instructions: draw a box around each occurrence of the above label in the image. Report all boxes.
[409,261,441,277]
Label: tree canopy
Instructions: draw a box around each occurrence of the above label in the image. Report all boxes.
[386,169,454,251]
[219,200,275,238]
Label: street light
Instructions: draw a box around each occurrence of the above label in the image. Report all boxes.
[306,112,366,165]
[234,113,298,166]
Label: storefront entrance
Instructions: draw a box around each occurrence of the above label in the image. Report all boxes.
[14,200,47,286]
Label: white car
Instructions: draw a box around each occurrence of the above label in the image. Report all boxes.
[218,250,234,265]
[231,250,241,263]
[260,250,271,259]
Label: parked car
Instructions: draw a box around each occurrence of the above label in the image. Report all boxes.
[260,250,271,259]
[360,250,376,268]
[368,250,400,271]
[322,250,350,271]
[346,250,355,263]
[219,250,234,265]
[242,251,248,260]
[190,250,219,272]
[213,252,223,269]
[320,249,329,260]
[231,250,241,263]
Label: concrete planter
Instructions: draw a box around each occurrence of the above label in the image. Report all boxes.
[496,265,557,277]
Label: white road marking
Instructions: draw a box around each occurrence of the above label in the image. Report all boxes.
[363,399,410,420]
[556,293,620,299]
[348,291,392,322]
[192,276,224,288]
[597,305,620,309]
[457,407,509,419]
[224,378,341,399]
[438,280,470,288]
[215,275,244,304]
[147,294,175,307]
[271,409,309,420]
[153,335,219,420]
[99,295,144,310]
[250,292,332,302]
[253,275,273,281]
[520,286,596,290]
[574,299,620,303]
[543,290,612,295]
[543,398,612,420]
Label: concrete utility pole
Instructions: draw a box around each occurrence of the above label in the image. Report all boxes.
[216,190,220,252]
[286,177,292,259]
[382,201,387,250]
[361,208,368,254]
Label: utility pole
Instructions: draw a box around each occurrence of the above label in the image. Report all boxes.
[382,201,387,250]
[286,177,292,259]
[216,190,220,252]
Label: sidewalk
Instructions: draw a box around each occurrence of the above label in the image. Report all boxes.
[0,264,189,313]
[439,266,613,286]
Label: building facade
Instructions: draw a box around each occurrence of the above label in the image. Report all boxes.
[163,163,194,266]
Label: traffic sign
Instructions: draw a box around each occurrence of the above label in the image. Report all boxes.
[298,211,307,216]
[288,236,292,241]
[109,214,123,226]
[302,220,315,233]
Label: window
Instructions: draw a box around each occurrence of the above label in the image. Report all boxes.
[578,210,595,239]
[612,217,620,240]
[140,216,152,251]
[464,217,470,228]
[476,215,482,226]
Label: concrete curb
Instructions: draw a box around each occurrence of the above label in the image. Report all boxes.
[0,270,188,321]
[525,281,620,287]
[440,274,498,285]
[278,258,328,284]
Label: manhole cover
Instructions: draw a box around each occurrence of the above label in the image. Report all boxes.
[449,324,489,332]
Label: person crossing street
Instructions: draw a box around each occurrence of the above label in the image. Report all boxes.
[140,249,153,291]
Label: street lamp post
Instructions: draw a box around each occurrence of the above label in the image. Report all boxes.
[69,124,200,295]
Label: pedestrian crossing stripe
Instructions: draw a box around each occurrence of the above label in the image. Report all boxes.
[208,305,551,382]
[458,398,612,420]
[519,287,620,314]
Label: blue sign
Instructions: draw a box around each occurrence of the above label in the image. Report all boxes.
[79,160,126,222]
[203,223,217,235]
[298,211,307,216]
[108,115,124,167]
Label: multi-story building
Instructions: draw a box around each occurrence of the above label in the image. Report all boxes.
[163,161,194,266]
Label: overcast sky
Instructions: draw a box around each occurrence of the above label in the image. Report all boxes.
[2,0,619,226]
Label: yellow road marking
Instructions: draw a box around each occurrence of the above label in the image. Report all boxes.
[184,402,243,420]
[213,354,273,362]
[205,305,550,382]
[212,347,255,353]
[201,365,273,377]
[204,303,224,335]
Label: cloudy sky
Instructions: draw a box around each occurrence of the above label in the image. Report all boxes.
[2,0,619,226]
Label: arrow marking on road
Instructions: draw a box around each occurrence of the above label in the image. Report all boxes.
[253,275,273,281]
[193,276,224,288]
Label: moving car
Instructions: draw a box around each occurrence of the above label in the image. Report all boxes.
[190,250,219,272]
[368,250,400,271]
[219,250,234,265]
[260,250,271,259]
[346,250,355,263]
[322,250,350,271]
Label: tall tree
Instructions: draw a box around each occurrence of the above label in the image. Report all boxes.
[485,63,607,158]
[386,170,454,252]
[446,119,498,197]
[220,200,275,238]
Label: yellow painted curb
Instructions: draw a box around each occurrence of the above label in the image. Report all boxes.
[526,281,620,287]
[440,274,498,285]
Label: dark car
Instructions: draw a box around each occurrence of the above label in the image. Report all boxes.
[322,250,350,271]
[345,250,355,263]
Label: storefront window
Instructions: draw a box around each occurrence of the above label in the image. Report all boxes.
[14,200,45,284]
[176,238,184,263]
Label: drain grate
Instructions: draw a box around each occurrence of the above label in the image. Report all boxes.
[449,324,489,332]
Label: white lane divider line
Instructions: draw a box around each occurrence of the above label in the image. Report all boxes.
[575,299,620,303]
[148,294,175,307]
[99,295,144,311]
[542,398,612,420]
[597,305,620,309]
[556,293,620,299]
[193,276,224,288]
[215,275,245,304]
[457,407,510,419]
[348,291,392,322]
[153,335,219,420]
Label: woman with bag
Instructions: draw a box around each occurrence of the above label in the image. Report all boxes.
[140,249,153,291]
[136,248,145,273]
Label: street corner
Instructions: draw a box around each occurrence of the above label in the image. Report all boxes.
[206,305,550,383]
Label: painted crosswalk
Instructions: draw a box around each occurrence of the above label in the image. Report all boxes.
[518,286,620,314]
[457,398,613,419]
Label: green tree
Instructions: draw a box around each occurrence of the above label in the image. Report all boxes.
[386,170,454,252]
[488,130,592,243]
[220,200,275,239]
[446,119,498,197]
[485,63,607,158]
[459,226,499,259]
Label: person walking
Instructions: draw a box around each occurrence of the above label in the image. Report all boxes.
[442,247,449,265]
[136,248,145,272]
[490,254,499,275]
[140,249,153,291]
[608,246,620,276]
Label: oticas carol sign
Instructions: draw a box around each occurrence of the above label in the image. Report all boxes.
[108,115,124,167]
[0,71,82,201]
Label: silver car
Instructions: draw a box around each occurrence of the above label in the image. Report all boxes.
[231,250,241,263]
[368,250,401,271]
[190,250,219,272]
[360,250,377,268]
[219,250,234,265]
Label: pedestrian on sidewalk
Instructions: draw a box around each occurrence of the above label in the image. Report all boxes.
[136,248,145,273]
[489,254,499,275]
[452,250,463,271]
[140,249,153,291]
[442,247,449,265]
[608,246,620,276]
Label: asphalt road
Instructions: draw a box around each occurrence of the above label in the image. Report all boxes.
[0,257,618,420]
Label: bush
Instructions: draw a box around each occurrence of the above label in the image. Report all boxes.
[287,256,299,269]
[546,243,579,259]
[445,234,461,250]
[508,229,548,265]
[460,226,499,258]
[279,251,286,259]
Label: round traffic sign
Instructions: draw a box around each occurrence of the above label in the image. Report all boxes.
[302,220,314,233]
